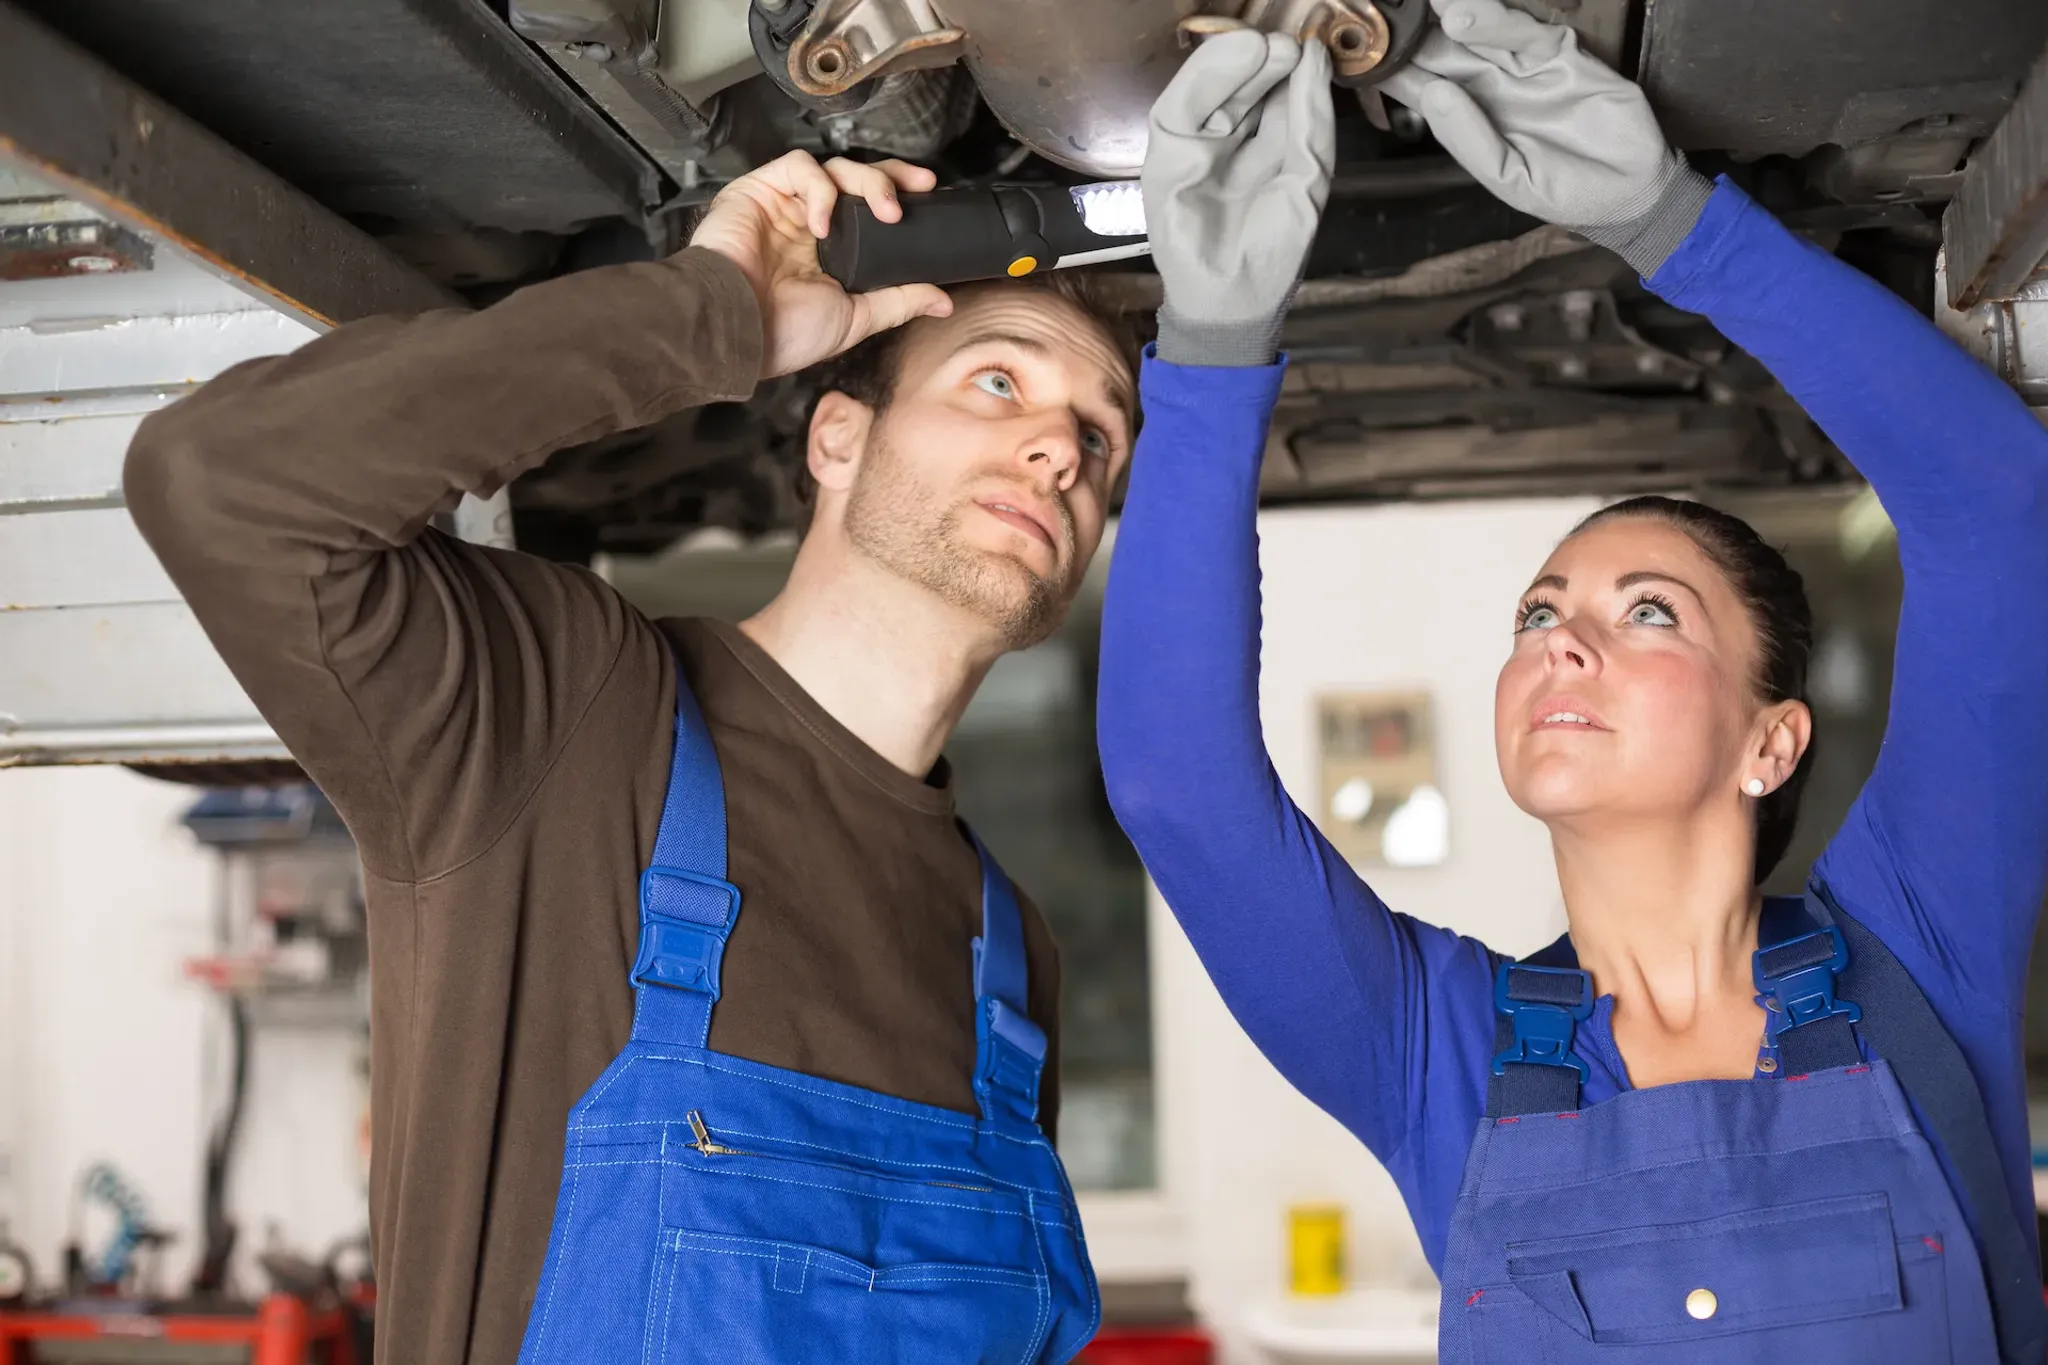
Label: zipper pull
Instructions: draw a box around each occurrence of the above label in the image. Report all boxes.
[685,1110,741,1156]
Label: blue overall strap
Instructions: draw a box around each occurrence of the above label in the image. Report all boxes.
[967,830,1046,1132]
[1753,895,1862,1075]
[1486,935,1593,1119]
[1808,881,2048,1365]
[628,663,742,1049]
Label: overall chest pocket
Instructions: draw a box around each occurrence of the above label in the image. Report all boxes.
[649,1228,1048,1365]
[650,1116,1054,1365]
[1467,1192,1951,1362]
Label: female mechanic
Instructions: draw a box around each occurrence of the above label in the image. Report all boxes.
[1110,2,2048,1360]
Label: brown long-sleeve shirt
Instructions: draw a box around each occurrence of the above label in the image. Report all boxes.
[121,248,1061,1365]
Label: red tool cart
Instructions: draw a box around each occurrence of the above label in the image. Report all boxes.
[1080,1327,1216,1365]
[0,1294,359,1365]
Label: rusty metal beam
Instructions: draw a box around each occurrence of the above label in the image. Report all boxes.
[0,1,457,327]
[1945,44,2048,309]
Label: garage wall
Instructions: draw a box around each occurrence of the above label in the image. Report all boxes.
[0,767,212,1291]
[1142,496,1596,1364]
[0,766,365,1298]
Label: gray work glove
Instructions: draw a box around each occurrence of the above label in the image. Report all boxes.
[1145,32,1336,367]
[1379,0,1712,277]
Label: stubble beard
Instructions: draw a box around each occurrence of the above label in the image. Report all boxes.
[842,431,1075,652]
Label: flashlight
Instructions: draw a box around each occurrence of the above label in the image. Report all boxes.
[818,182,1149,293]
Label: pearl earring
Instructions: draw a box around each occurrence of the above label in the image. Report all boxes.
[1744,778,1767,797]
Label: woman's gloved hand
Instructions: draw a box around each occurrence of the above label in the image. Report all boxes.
[1379,0,1712,278]
[1144,31,1336,367]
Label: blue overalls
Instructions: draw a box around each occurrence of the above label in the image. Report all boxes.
[1439,895,2047,1363]
[516,669,1099,1364]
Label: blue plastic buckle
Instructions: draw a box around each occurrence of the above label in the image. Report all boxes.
[1754,926,1859,1037]
[1490,962,1593,1080]
[975,999,1045,1123]
[985,998,1048,1063]
[631,867,740,995]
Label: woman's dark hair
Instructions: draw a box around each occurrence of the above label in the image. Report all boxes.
[1569,496,1815,884]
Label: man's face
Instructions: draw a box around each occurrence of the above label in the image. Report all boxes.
[829,287,1136,650]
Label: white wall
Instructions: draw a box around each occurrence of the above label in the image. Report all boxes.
[0,766,365,1299]
[1140,497,1596,1364]
[3,494,1593,1343]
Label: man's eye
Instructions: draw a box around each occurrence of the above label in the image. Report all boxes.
[1082,428,1110,460]
[973,371,1017,400]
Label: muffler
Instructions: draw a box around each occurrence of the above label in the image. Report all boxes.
[746,0,1431,177]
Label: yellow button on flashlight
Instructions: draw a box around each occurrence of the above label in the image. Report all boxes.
[1007,256,1039,277]
[1686,1288,1718,1320]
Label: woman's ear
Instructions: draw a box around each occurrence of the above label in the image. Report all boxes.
[1755,699,1813,794]
[808,391,873,496]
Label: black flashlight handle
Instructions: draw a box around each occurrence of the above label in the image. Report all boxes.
[817,185,1137,292]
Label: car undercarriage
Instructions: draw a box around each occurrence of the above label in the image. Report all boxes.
[8,0,2046,562]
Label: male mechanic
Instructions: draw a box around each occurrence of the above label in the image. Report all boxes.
[123,153,1137,1363]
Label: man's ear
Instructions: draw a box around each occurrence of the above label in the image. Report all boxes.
[808,391,873,496]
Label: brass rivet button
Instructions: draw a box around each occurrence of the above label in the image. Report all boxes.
[1686,1287,1718,1320]
[1758,1057,1778,1073]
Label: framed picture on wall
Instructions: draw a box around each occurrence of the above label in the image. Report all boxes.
[1316,690,1448,868]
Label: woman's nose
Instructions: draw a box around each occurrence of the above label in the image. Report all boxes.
[1545,622,1598,673]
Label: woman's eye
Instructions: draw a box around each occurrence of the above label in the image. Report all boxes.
[1627,599,1678,627]
[973,371,1017,400]
[1517,605,1560,632]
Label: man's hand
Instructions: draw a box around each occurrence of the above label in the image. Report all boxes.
[1379,0,1711,277]
[689,151,954,379]
[1144,31,1336,368]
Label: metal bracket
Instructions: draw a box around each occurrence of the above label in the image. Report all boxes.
[1935,248,2048,409]
[511,0,734,184]
[758,0,967,106]
[1945,44,2048,309]
[1179,0,1428,87]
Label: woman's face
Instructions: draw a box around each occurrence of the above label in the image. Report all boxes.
[1495,517,1771,827]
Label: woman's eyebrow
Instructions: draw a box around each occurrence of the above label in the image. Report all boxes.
[1615,570,1704,601]
[1521,571,1704,600]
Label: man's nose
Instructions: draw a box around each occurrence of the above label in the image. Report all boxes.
[1019,420,1082,492]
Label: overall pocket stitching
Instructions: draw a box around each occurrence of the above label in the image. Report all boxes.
[670,1158,1038,1219]
[688,1055,1054,1151]
[528,1130,586,1358]
[702,1123,1067,1195]
[666,1228,1046,1289]
[581,1051,653,1111]
[648,1235,684,1365]
[570,1116,1064,1199]
[1482,1131,1912,1197]
[583,1050,1056,1152]
[1505,1191,1888,1262]
[1905,1235,1954,1365]
[1021,1188,1053,1365]
[1502,1193,1902,1345]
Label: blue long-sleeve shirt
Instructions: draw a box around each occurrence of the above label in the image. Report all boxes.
[1099,180,2048,1275]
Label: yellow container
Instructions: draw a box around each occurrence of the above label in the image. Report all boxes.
[1287,1204,1347,1297]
